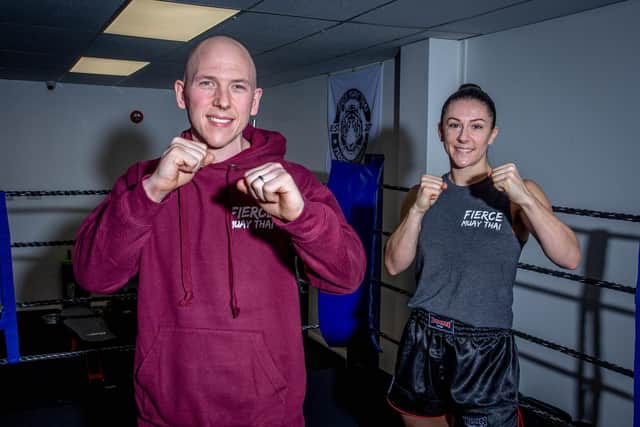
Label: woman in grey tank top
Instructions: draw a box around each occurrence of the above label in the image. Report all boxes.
[385,84,581,427]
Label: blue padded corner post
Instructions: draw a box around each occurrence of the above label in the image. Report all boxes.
[0,192,20,363]
[634,244,639,427]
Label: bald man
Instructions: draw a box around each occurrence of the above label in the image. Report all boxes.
[73,36,366,427]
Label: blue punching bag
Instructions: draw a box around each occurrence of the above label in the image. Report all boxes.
[319,156,383,347]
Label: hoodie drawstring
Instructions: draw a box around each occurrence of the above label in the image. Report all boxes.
[176,174,239,316]
[178,187,194,306]
[226,165,240,318]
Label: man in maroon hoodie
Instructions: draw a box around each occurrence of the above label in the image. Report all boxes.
[73,36,366,427]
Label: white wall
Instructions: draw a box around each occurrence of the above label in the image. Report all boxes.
[0,80,187,301]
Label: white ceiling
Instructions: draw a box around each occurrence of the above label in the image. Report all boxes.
[0,0,625,89]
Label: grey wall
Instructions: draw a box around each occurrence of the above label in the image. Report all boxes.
[0,80,187,301]
[258,75,329,178]
[462,1,639,424]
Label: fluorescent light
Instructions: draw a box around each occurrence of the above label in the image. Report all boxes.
[70,57,150,76]
[104,0,239,42]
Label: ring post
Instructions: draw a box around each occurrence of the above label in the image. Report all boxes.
[634,244,639,427]
[0,191,20,363]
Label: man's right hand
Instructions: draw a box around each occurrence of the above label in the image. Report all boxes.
[143,137,214,202]
[412,174,447,214]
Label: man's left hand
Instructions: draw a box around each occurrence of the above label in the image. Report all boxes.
[237,162,304,222]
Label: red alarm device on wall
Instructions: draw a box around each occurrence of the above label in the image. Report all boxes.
[130,110,144,123]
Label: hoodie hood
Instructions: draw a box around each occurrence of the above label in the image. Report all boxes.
[176,125,287,316]
[180,125,286,169]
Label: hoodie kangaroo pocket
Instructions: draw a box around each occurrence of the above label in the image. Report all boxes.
[136,327,287,427]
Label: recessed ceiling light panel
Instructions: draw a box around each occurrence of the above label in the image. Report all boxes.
[70,57,150,76]
[105,0,239,42]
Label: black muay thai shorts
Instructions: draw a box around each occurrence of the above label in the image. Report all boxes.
[387,309,521,427]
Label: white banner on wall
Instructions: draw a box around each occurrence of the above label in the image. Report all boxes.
[327,64,382,172]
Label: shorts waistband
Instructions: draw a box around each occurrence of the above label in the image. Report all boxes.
[412,309,512,336]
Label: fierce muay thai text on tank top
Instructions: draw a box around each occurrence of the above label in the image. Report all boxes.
[409,174,525,328]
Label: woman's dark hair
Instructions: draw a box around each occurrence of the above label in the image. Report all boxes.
[440,83,497,129]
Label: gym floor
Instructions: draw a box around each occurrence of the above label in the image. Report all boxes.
[0,309,402,427]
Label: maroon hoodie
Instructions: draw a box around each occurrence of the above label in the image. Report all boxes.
[73,126,366,427]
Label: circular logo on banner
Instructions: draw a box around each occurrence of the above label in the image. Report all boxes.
[329,88,371,162]
[130,110,144,124]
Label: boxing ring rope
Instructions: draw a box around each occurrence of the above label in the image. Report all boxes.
[517,401,579,427]
[11,240,75,248]
[14,292,137,309]
[5,190,110,197]
[0,344,136,367]
[517,263,635,294]
[1,188,638,426]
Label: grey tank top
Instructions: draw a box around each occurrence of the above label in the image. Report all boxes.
[408,174,525,328]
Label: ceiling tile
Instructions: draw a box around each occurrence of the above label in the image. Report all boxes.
[431,0,624,34]
[2,0,126,31]
[0,50,76,71]
[254,22,419,72]
[0,24,94,54]
[249,0,392,21]
[168,0,257,9]
[86,34,184,62]
[0,67,66,83]
[257,26,477,87]
[162,11,335,65]
[355,0,524,28]
[260,47,395,87]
